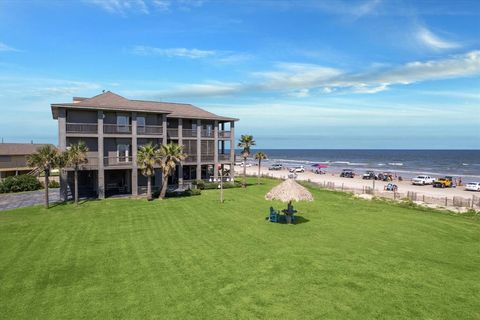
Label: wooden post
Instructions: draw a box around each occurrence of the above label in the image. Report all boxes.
[220,165,224,204]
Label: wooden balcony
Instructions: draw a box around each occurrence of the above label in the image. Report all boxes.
[104,156,133,166]
[201,154,214,162]
[167,128,179,137]
[137,125,163,135]
[66,123,98,134]
[182,129,197,138]
[218,154,231,161]
[219,130,231,139]
[201,130,214,138]
[183,155,197,163]
[104,124,132,134]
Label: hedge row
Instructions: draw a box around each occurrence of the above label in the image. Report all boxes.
[0,175,42,193]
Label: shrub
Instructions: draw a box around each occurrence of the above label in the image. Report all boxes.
[0,175,42,193]
[48,180,60,188]
[192,179,205,190]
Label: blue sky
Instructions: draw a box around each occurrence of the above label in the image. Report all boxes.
[0,0,479,149]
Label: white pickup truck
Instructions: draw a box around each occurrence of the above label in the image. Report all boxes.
[412,175,435,185]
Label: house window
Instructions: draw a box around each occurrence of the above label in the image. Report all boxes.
[117,144,130,162]
[137,116,146,134]
[117,115,130,132]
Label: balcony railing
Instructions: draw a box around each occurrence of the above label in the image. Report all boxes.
[137,125,163,135]
[218,154,231,161]
[201,154,214,162]
[0,158,29,169]
[66,123,98,134]
[167,128,179,137]
[201,130,214,138]
[182,129,197,138]
[104,156,133,166]
[218,130,231,139]
[104,124,132,134]
[183,155,197,163]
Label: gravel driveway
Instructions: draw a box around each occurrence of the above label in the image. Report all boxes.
[0,188,61,211]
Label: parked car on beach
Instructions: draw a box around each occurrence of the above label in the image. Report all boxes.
[412,175,435,185]
[362,171,377,180]
[268,164,283,171]
[433,176,453,188]
[465,182,480,192]
[340,169,355,178]
[238,162,252,168]
[289,166,305,173]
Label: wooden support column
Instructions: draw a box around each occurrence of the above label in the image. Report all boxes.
[214,120,219,181]
[178,118,183,185]
[97,110,105,199]
[131,112,138,196]
[196,119,202,180]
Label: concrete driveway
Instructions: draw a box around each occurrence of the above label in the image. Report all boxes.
[0,188,61,211]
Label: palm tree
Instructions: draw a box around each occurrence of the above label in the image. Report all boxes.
[27,145,62,209]
[254,151,267,184]
[237,135,256,188]
[64,142,89,205]
[158,143,187,199]
[136,143,159,201]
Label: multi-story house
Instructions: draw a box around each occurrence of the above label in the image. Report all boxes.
[0,143,55,179]
[51,91,237,199]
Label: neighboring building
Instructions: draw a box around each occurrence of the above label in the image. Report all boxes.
[0,143,55,179]
[51,91,238,199]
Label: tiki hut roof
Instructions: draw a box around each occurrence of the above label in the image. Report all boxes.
[265,179,314,203]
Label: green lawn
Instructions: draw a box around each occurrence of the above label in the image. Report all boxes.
[1,178,479,319]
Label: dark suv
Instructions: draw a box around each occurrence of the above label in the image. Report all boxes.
[340,169,355,178]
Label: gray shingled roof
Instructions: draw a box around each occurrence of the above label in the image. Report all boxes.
[0,143,56,156]
[51,91,237,121]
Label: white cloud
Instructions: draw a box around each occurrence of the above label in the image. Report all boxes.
[288,89,310,98]
[152,0,170,11]
[86,0,149,15]
[312,0,382,19]
[416,26,460,50]
[156,50,480,97]
[132,46,216,58]
[0,42,19,52]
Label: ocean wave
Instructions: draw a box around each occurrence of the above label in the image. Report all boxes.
[388,162,403,166]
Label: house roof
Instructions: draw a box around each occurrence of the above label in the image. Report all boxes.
[0,143,56,156]
[51,91,238,122]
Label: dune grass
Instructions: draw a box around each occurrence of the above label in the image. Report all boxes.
[0,178,479,319]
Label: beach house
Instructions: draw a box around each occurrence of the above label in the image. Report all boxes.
[51,91,237,199]
[0,143,56,179]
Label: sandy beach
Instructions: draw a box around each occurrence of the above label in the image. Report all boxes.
[236,165,479,200]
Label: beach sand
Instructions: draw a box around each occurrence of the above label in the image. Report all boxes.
[236,165,478,200]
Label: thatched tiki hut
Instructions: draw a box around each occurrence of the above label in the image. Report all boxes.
[265,179,313,223]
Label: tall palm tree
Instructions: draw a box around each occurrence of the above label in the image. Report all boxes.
[27,145,62,209]
[64,142,89,205]
[158,143,187,199]
[237,135,256,188]
[254,151,267,184]
[136,142,159,201]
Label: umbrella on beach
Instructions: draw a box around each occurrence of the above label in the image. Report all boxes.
[265,178,314,203]
[312,164,328,168]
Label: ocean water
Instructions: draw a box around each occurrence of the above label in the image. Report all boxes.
[246,149,480,179]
